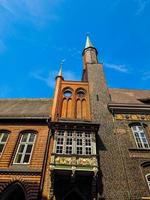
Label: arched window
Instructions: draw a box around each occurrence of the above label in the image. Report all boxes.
[61,88,73,119]
[130,123,149,149]
[14,132,36,164]
[0,131,9,156]
[1,182,26,200]
[146,174,150,190]
[76,99,82,119]
[76,88,87,119]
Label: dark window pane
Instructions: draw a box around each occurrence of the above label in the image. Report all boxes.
[1,133,8,142]
[23,154,30,163]
[77,147,82,155]
[66,138,72,145]
[21,134,28,142]
[15,154,22,163]
[58,132,64,136]
[29,134,35,142]
[18,145,25,153]
[56,146,63,154]
[57,138,63,144]
[67,132,72,137]
[0,144,4,153]
[26,145,32,153]
[77,139,82,145]
[66,146,72,154]
[86,147,91,155]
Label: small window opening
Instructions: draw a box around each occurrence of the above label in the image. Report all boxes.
[96,94,99,101]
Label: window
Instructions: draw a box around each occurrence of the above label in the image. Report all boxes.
[76,89,86,98]
[55,131,94,155]
[63,90,72,98]
[146,174,150,190]
[131,124,149,149]
[0,132,9,156]
[14,132,36,164]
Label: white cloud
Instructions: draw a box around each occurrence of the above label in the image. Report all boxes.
[104,63,129,73]
[31,69,78,88]
[134,0,149,15]
[0,0,65,26]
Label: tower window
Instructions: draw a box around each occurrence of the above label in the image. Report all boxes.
[55,131,94,155]
[131,124,149,149]
[64,90,72,98]
[77,89,85,98]
[0,131,9,156]
[14,132,36,164]
[96,94,99,101]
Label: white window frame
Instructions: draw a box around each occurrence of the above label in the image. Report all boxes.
[131,125,149,149]
[146,174,150,190]
[55,130,96,155]
[13,132,36,164]
[0,132,9,157]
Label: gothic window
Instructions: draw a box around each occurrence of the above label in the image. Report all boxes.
[77,89,85,98]
[0,131,9,156]
[61,88,73,118]
[14,132,36,164]
[76,88,87,119]
[64,89,72,98]
[55,131,94,155]
[131,124,149,149]
[146,174,150,190]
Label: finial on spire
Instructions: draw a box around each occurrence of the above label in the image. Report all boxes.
[85,34,94,49]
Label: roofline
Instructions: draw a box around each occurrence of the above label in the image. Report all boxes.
[0,116,50,120]
[108,103,150,114]
[0,98,52,101]
[108,87,150,91]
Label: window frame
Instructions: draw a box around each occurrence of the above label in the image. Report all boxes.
[0,131,10,157]
[146,174,150,190]
[55,130,95,156]
[13,132,37,164]
[131,124,150,149]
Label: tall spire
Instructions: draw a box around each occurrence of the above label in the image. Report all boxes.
[85,35,94,49]
[56,60,64,80]
[58,65,62,77]
[82,35,98,69]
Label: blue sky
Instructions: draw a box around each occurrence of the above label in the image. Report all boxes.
[0,0,150,98]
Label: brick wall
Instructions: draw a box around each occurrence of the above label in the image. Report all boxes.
[87,63,133,199]
[0,123,49,200]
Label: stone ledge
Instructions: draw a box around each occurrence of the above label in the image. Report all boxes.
[129,148,150,158]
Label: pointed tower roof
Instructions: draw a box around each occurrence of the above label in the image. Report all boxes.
[55,61,64,80]
[85,35,94,49]
[58,65,62,77]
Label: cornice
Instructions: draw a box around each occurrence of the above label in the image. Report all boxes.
[108,103,150,114]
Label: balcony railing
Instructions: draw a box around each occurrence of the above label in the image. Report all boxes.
[50,153,98,172]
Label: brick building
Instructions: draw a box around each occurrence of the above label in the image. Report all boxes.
[0,36,150,200]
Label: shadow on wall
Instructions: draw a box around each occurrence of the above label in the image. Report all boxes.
[0,180,41,200]
[41,196,48,200]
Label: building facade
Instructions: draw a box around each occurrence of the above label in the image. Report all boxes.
[0,37,150,200]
